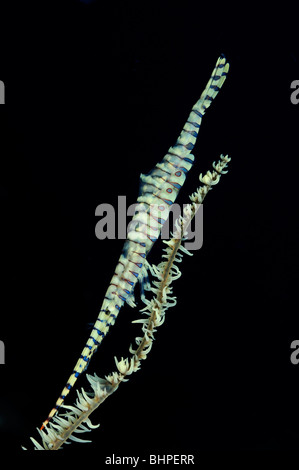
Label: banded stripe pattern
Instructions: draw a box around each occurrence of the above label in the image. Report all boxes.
[41,54,229,430]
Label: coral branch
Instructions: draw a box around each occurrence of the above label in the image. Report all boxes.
[23,154,230,450]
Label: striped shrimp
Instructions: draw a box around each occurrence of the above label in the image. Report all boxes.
[41,54,229,429]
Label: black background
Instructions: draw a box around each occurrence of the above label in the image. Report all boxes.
[0,0,299,459]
